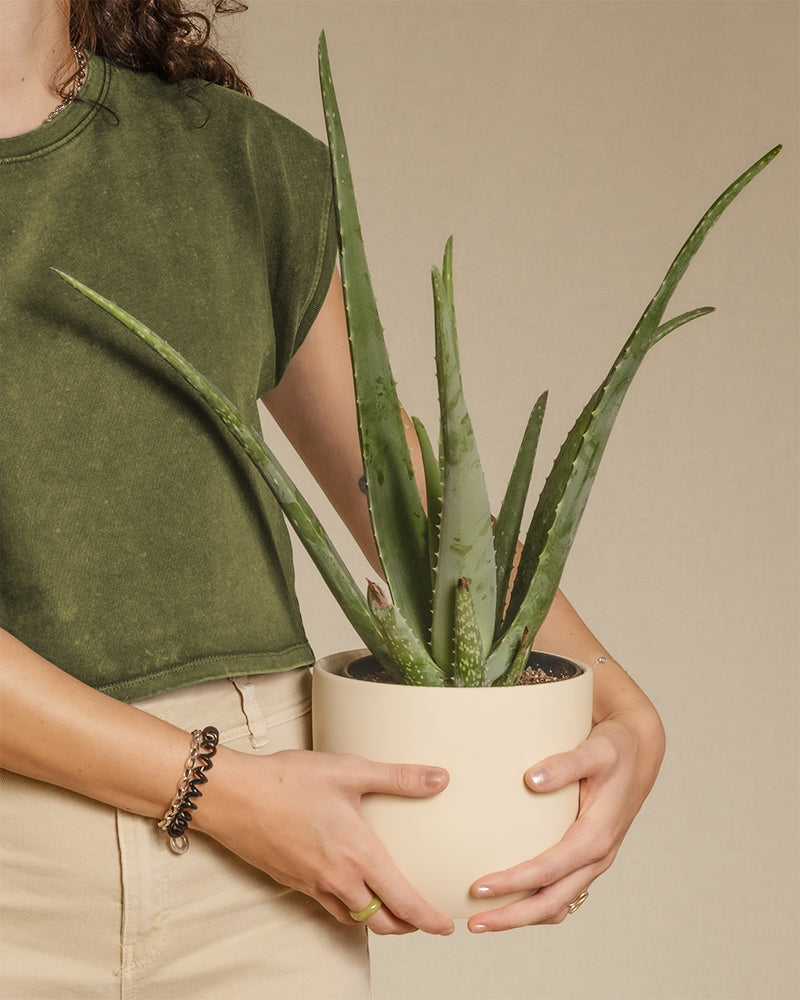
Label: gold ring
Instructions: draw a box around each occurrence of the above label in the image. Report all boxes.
[567,889,589,915]
[349,893,383,922]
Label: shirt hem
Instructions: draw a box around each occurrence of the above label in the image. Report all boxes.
[98,643,316,703]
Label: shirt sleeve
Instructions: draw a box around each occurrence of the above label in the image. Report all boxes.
[249,107,340,396]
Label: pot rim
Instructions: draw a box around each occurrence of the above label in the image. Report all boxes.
[313,648,590,690]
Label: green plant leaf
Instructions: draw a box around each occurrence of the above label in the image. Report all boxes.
[453,578,487,687]
[411,415,443,590]
[367,582,447,686]
[51,268,395,671]
[493,391,548,637]
[318,32,431,645]
[492,627,532,687]
[488,145,781,679]
[429,239,496,672]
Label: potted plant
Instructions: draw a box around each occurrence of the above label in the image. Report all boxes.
[54,34,780,917]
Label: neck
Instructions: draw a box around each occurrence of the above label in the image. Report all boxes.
[0,0,73,138]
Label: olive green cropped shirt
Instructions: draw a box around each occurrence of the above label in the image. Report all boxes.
[0,52,338,700]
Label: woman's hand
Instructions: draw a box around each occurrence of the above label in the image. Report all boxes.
[466,662,665,932]
[1,630,453,937]
[198,746,456,937]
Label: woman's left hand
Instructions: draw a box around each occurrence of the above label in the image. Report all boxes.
[467,674,665,932]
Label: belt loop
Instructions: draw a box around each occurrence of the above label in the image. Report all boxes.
[230,676,270,750]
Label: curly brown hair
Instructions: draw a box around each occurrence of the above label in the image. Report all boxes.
[64,0,252,96]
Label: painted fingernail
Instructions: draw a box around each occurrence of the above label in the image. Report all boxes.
[473,885,493,897]
[424,768,448,789]
[527,768,550,788]
[470,923,489,934]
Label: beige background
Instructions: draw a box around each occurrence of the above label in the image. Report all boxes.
[223,3,798,998]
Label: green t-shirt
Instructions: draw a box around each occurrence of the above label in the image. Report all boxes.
[0,52,338,701]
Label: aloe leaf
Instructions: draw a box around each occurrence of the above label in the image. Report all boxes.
[411,415,443,588]
[493,391,548,637]
[367,582,447,686]
[429,239,496,672]
[492,627,532,688]
[645,145,781,332]
[453,578,487,687]
[648,306,716,346]
[52,268,395,669]
[490,145,781,678]
[504,309,715,633]
[318,32,431,644]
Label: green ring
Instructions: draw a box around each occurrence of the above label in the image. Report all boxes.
[349,893,383,921]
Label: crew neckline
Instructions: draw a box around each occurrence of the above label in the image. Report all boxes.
[0,51,110,163]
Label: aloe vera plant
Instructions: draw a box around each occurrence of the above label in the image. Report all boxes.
[54,34,780,687]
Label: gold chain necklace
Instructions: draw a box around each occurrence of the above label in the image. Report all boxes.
[43,46,87,126]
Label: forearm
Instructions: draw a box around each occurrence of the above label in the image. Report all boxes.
[0,628,454,934]
[532,593,666,814]
[532,589,620,724]
[0,627,191,819]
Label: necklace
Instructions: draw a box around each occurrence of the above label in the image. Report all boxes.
[43,46,87,125]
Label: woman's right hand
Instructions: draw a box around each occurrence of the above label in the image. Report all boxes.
[0,629,453,936]
[198,746,455,936]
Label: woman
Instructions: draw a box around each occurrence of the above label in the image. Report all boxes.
[0,1,665,996]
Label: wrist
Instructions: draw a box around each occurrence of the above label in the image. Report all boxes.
[592,660,665,765]
[157,726,220,853]
[189,742,253,843]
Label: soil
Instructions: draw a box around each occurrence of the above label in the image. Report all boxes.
[344,654,580,686]
[516,665,567,685]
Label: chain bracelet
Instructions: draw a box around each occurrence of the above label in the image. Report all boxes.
[158,726,220,854]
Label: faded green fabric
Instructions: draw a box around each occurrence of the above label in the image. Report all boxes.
[0,52,337,701]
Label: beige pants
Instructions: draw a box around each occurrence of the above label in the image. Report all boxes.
[0,669,370,1000]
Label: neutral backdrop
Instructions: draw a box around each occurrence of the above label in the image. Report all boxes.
[222,3,798,999]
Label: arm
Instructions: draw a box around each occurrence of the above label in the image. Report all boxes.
[266,269,665,932]
[0,627,453,935]
[0,627,194,817]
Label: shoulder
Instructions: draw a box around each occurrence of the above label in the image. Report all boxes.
[104,55,329,170]
[208,83,331,177]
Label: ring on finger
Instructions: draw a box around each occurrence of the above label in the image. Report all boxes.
[567,889,589,915]
[349,893,383,922]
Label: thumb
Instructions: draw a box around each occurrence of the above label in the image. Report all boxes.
[365,761,449,798]
[525,746,590,793]
[526,726,619,792]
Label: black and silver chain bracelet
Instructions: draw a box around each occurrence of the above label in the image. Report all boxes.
[157,725,220,854]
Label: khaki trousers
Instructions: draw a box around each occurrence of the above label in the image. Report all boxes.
[0,668,371,1000]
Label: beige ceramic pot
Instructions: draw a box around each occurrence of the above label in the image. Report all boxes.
[312,648,593,918]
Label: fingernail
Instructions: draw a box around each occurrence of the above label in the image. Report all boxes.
[473,885,493,898]
[470,923,489,934]
[424,768,448,790]
[527,768,550,789]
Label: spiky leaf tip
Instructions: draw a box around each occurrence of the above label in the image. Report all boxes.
[453,578,487,687]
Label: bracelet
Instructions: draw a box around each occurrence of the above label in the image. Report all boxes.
[157,726,220,855]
